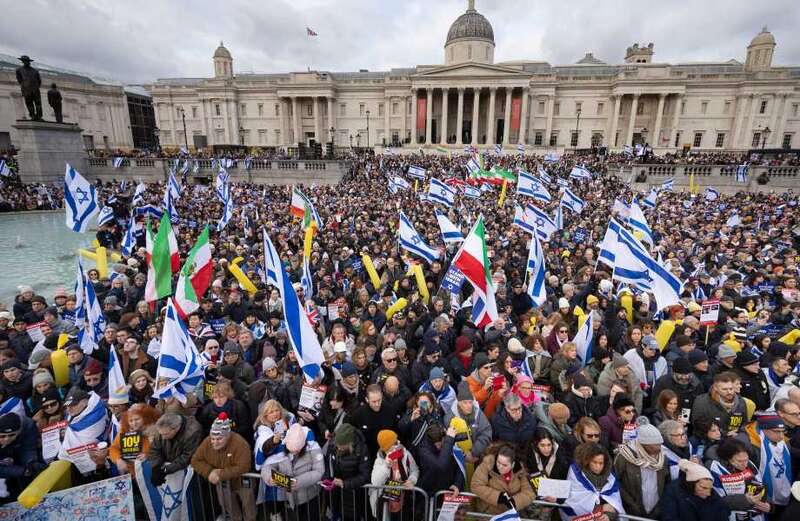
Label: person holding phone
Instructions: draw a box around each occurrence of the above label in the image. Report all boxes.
[369,430,419,518]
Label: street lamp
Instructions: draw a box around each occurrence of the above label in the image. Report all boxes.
[574,107,582,152]
[366,110,370,148]
[238,125,245,146]
[176,107,189,152]
[329,126,335,156]
[761,126,771,149]
[349,134,353,148]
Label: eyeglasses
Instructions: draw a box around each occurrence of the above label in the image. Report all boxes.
[584,432,601,439]
[384,358,397,363]
[558,329,568,333]
[42,401,59,409]
[670,431,688,438]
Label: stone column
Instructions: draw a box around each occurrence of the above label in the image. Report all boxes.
[471,87,480,146]
[652,93,666,148]
[327,97,335,145]
[314,97,322,144]
[519,88,530,145]
[410,88,418,144]
[608,95,621,148]
[456,88,465,146]
[626,94,639,146]
[291,96,300,145]
[440,88,449,145]
[281,98,290,146]
[768,94,781,146]
[199,99,209,145]
[743,94,760,148]
[220,98,230,144]
[487,87,497,144]
[669,95,682,149]
[231,97,240,145]
[425,88,433,145]
[503,87,513,146]
[385,95,391,146]
[544,95,555,147]
[400,95,407,145]
[730,94,745,149]
[168,98,177,145]
[773,93,789,147]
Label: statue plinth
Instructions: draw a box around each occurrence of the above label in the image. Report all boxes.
[11,120,87,183]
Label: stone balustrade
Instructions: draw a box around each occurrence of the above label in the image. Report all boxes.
[626,164,799,194]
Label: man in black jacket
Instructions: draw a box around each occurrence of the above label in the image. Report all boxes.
[491,393,537,447]
[734,350,770,412]
[652,357,703,420]
[416,423,465,496]
[346,384,403,458]
[323,423,371,521]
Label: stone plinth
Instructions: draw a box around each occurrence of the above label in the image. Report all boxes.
[11,120,87,183]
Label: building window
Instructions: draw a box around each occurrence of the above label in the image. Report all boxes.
[378,103,384,117]
[636,103,644,115]
[553,103,560,116]
[534,131,543,146]
[97,104,106,121]
[538,101,545,115]
[701,101,708,115]
[275,104,280,117]
[549,132,558,147]
[575,102,582,114]
[258,129,267,144]
[723,101,731,114]
[715,132,725,148]
[240,104,247,116]
[258,104,263,117]
[674,131,681,147]
[485,46,489,60]
[214,104,221,116]
[359,104,365,117]
[392,102,399,115]
[783,133,793,148]
[752,132,761,148]
[288,103,293,117]
[693,132,703,147]
[340,103,346,116]
[596,102,604,115]
[793,103,799,117]
[591,133,603,147]
[759,100,768,114]
[275,130,281,143]
[570,131,579,147]
[307,103,313,116]
[191,106,197,118]
[680,101,686,115]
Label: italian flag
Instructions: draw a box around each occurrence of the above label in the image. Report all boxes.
[451,215,498,329]
[144,214,176,305]
[174,226,213,318]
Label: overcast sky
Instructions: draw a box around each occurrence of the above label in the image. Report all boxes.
[1,0,799,84]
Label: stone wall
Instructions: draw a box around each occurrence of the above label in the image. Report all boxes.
[624,164,799,194]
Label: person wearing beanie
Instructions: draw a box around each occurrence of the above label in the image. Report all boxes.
[712,344,737,374]
[597,353,644,413]
[0,412,43,500]
[0,358,32,402]
[368,429,418,517]
[653,354,703,424]
[27,368,59,413]
[463,353,505,419]
[191,411,256,521]
[198,381,251,441]
[661,458,730,521]
[444,380,493,463]
[598,394,637,448]
[77,357,108,399]
[220,341,255,386]
[321,422,371,520]
[415,422,466,497]
[128,368,155,406]
[687,349,713,390]
[734,349,771,411]
[445,335,473,382]
[410,342,445,390]
[31,387,65,431]
[533,402,573,447]
[665,335,697,365]
[614,423,669,518]
[690,371,749,437]
[418,366,456,411]
[623,333,669,402]
[561,372,602,427]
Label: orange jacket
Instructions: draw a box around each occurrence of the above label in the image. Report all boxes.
[466,374,504,418]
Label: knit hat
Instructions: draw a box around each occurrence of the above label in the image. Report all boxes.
[377,429,398,452]
[472,353,489,370]
[756,414,785,431]
[84,358,103,376]
[658,420,684,443]
[455,336,472,354]
[672,357,693,375]
[428,367,445,382]
[32,388,61,411]
[223,342,241,355]
[642,335,659,351]
[284,424,306,452]
[423,343,441,356]
[687,301,702,313]
[210,412,232,435]
[548,402,570,423]
[32,369,54,388]
[717,345,736,360]
[340,361,357,378]
[558,297,570,309]
[507,338,525,354]
[128,369,152,386]
[262,357,277,372]
[572,374,592,390]
[0,413,21,434]
[688,350,708,366]
[735,350,759,367]
[219,365,236,380]
[612,395,634,411]
[678,459,713,482]
[638,424,664,445]
[612,353,629,370]
[394,338,407,351]
[456,380,473,401]
[586,295,599,306]
[334,423,356,446]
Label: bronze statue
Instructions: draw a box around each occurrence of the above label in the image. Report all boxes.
[47,83,63,123]
[15,56,42,121]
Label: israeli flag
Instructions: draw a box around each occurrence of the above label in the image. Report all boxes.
[152,299,204,404]
[108,343,129,404]
[192,160,200,174]
[623,145,634,156]
[0,397,25,419]
[705,187,719,201]
[132,182,146,205]
[398,210,440,264]
[97,206,115,227]
[428,178,456,207]
[179,146,189,155]
[661,178,674,191]
[526,233,547,307]
[489,509,521,521]
[517,171,552,202]
[408,165,427,180]
[135,460,194,521]
[59,392,109,465]
[263,230,325,380]
[561,188,586,213]
[556,177,570,189]
[215,167,230,202]
[726,211,742,228]
[573,312,594,366]
[0,160,12,177]
[617,225,683,308]
[179,159,190,176]
[536,165,552,184]
[390,176,411,192]
[121,216,137,257]
[301,257,314,299]
[612,198,631,219]
[64,164,99,233]
[167,170,182,200]
[517,204,557,241]
[628,200,654,246]
[597,218,623,269]
[135,204,164,220]
[517,143,525,154]
[736,164,749,183]
[162,186,179,221]
[543,153,560,163]
[609,222,654,291]
[77,260,106,355]
[569,165,592,180]
[494,144,503,155]
[554,201,564,230]
[435,209,464,244]
[462,185,481,199]
[466,158,481,176]
[643,188,658,209]
[112,157,124,168]
[513,204,536,235]
[217,192,234,232]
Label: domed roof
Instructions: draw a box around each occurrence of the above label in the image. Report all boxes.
[214,41,231,59]
[445,1,494,46]
[750,26,775,46]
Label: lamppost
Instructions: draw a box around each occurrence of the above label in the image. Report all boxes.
[761,126,771,150]
[366,110,370,148]
[175,107,189,152]
[153,126,161,154]
[329,126,335,156]
[238,125,245,146]
[574,107,582,152]
[349,134,353,148]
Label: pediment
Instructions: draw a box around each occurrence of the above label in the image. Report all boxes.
[416,63,529,78]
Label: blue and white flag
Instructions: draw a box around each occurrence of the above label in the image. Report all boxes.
[390,176,411,193]
[489,509,521,521]
[192,160,199,174]
[135,204,164,220]
[562,464,624,520]
[167,171,182,200]
[135,459,194,521]
[0,160,12,177]
[617,225,683,309]
[561,188,586,213]
[726,211,742,228]
[132,182,146,205]
[215,167,230,202]
[121,216,137,258]
[556,177,570,189]
[515,204,557,241]
[643,188,658,209]
[162,186,179,221]
[64,164,99,233]
[597,218,623,269]
[108,344,129,405]
[217,192,234,232]
[705,187,720,201]
[494,144,503,155]
[661,178,674,191]
[462,185,481,199]
[466,158,481,176]
[244,156,253,171]
[435,209,464,244]
[398,211,440,264]
[622,144,634,156]
[526,234,547,307]
[0,397,25,419]
[543,153,560,163]
[513,205,536,235]
[152,299,205,404]
[112,157,124,168]
[301,257,314,299]
[517,143,525,154]
[536,165,552,184]
[517,171,552,203]
[263,230,325,381]
[736,164,749,183]
[607,221,653,291]
[408,165,427,180]
[569,165,592,181]
[573,312,594,366]
[75,260,106,355]
[428,178,456,207]
[627,200,654,246]
[97,206,115,227]
[59,391,109,469]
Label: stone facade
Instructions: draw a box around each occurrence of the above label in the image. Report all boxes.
[146,3,800,153]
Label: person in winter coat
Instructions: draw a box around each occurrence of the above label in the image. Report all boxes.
[691,371,749,436]
[262,423,325,521]
[549,341,579,394]
[346,384,404,458]
[221,343,256,386]
[109,404,161,475]
[464,353,505,418]
[198,381,252,441]
[0,413,45,503]
[415,423,465,495]
[522,428,570,521]
[322,423,371,521]
[148,413,203,485]
[192,413,256,521]
[613,424,670,518]
[660,459,731,521]
[596,354,643,413]
[533,402,573,447]
[445,335,473,383]
[471,443,535,515]
[564,442,624,521]
[734,350,771,412]
[397,391,444,459]
[561,374,602,427]
[652,357,703,422]
[490,393,537,447]
[598,395,638,449]
[410,344,446,390]
[368,430,419,518]
[444,381,493,463]
[623,334,668,405]
[117,336,157,380]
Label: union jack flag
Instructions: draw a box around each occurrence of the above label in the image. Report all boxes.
[305,301,319,326]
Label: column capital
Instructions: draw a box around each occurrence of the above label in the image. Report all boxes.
[631,93,640,99]
[658,93,667,99]
[457,86,466,93]
[489,86,498,93]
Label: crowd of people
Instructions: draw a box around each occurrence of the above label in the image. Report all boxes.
[0,147,800,521]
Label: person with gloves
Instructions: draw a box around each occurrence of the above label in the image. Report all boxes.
[471,443,535,515]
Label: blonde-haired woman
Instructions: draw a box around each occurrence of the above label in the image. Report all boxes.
[253,399,296,516]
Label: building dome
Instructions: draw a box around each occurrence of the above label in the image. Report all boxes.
[445,1,494,45]
[749,26,775,46]
[214,41,232,59]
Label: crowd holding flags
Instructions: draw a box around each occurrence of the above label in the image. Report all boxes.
[64,164,99,233]
[525,233,547,307]
[398,210,440,264]
[517,170,551,202]
[428,178,456,207]
[451,215,498,329]
[435,208,464,244]
[736,163,749,183]
[151,299,205,404]
[173,226,213,318]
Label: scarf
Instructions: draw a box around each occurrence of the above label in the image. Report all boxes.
[457,353,471,372]
[759,430,792,506]
[560,463,624,521]
[533,443,561,477]
[617,441,665,471]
